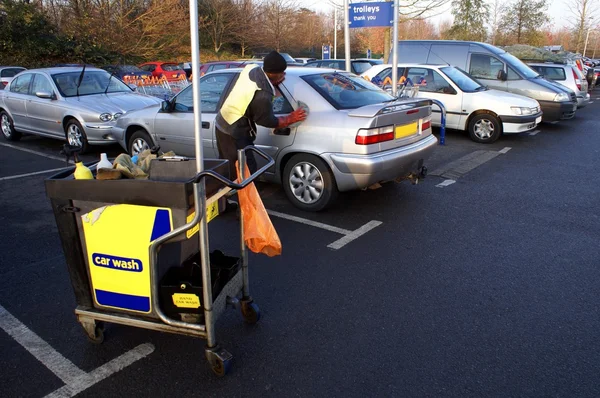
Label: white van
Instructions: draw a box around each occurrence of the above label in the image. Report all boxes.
[362,64,542,143]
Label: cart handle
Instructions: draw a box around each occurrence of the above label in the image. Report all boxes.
[193,146,274,188]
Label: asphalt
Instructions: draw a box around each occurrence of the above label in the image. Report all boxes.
[1,97,599,397]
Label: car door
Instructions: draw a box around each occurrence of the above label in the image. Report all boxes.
[25,73,64,137]
[153,73,235,157]
[5,73,33,131]
[406,67,463,130]
[468,53,507,91]
[252,85,298,176]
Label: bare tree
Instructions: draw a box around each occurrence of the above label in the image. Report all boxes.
[257,0,297,52]
[566,0,599,53]
[230,0,264,57]
[199,0,240,53]
[489,0,503,45]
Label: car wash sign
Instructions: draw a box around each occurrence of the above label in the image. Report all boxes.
[349,2,393,28]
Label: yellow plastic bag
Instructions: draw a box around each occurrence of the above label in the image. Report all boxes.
[236,161,282,257]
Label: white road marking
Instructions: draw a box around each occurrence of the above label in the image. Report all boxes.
[0,166,72,181]
[498,147,512,154]
[589,101,594,104]
[436,179,456,188]
[45,343,155,398]
[529,130,540,136]
[0,142,72,163]
[327,220,383,250]
[0,303,154,396]
[266,209,352,235]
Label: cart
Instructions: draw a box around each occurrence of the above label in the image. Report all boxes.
[45,147,274,377]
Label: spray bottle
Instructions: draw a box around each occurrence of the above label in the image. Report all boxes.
[61,144,94,180]
[96,153,113,171]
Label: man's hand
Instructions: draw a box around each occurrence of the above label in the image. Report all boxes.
[277,108,307,128]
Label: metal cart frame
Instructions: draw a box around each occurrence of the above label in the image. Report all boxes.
[74,147,273,376]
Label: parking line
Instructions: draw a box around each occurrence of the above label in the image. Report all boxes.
[266,209,352,235]
[529,130,540,136]
[436,179,456,188]
[498,147,512,154]
[0,142,72,163]
[0,166,72,181]
[327,220,383,250]
[0,303,154,397]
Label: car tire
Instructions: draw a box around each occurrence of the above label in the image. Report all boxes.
[0,111,21,141]
[128,130,153,156]
[282,154,338,212]
[468,113,501,144]
[64,119,89,153]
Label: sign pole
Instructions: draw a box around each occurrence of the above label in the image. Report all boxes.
[344,0,351,72]
[334,5,338,59]
[391,0,398,96]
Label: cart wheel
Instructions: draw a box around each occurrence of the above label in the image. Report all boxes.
[211,357,232,377]
[87,325,104,344]
[241,301,261,324]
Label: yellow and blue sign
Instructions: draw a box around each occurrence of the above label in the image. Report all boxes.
[81,205,173,314]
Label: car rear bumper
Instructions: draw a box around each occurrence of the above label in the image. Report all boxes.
[322,134,438,192]
[577,93,591,108]
[499,112,543,133]
[538,100,577,121]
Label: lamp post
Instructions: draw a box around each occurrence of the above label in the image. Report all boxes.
[583,17,594,57]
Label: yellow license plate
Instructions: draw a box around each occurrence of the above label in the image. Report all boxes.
[395,122,418,139]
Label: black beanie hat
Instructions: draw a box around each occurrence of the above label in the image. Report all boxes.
[263,51,287,73]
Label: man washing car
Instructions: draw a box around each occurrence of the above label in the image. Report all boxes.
[215,50,307,180]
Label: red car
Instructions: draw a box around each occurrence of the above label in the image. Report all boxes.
[139,62,186,82]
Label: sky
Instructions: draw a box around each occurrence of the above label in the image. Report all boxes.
[299,0,576,30]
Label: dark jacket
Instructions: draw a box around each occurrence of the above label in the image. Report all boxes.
[215,64,279,140]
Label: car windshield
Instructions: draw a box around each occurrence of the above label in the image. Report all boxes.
[162,63,183,71]
[52,70,133,97]
[440,66,484,92]
[498,52,539,79]
[302,72,395,110]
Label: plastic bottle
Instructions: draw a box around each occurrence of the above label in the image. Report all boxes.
[96,153,112,171]
[74,157,93,180]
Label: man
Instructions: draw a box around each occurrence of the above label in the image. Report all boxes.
[215,50,307,181]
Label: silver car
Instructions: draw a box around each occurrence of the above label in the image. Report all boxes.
[0,67,161,152]
[112,67,437,211]
[0,66,26,90]
[528,62,590,108]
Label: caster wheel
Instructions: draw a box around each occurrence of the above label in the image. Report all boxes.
[241,302,261,324]
[86,322,105,344]
[211,357,232,377]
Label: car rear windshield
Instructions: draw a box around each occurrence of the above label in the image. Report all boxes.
[1,68,25,78]
[121,65,143,72]
[52,71,133,97]
[440,66,484,92]
[529,65,567,81]
[352,61,374,74]
[302,72,395,110]
[162,63,183,71]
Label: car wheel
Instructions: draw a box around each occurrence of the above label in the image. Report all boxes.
[0,111,21,141]
[65,119,89,153]
[282,154,338,212]
[128,130,153,156]
[468,113,501,144]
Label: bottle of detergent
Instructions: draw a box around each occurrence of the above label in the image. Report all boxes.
[61,144,94,180]
[96,153,112,171]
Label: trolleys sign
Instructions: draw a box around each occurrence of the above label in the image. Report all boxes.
[349,2,394,28]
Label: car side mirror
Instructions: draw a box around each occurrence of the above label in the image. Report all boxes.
[497,70,507,81]
[161,100,172,112]
[35,91,54,99]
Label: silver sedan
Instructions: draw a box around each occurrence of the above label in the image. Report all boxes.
[0,67,161,152]
[112,67,437,211]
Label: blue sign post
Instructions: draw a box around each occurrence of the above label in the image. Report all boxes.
[322,45,331,60]
[367,48,372,59]
[348,2,393,28]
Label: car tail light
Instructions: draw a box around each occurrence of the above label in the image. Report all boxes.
[573,68,581,91]
[355,126,394,145]
[1,81,7,87]
[422,119,431,131]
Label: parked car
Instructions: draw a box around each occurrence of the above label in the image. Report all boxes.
[139,62,186,81]
[528,62,590,108]
[179,62,193,78]
[101,65,152,81]
[389,40,578,122]
[253,52,303,66]
[112,66,437,211]
[198,61,245,76]
[295,57,317,64]
[0,66,26,90]
[304,59,374,75]
[0,67,161,152]
[362,64,542,143]
[356,58,384,66]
